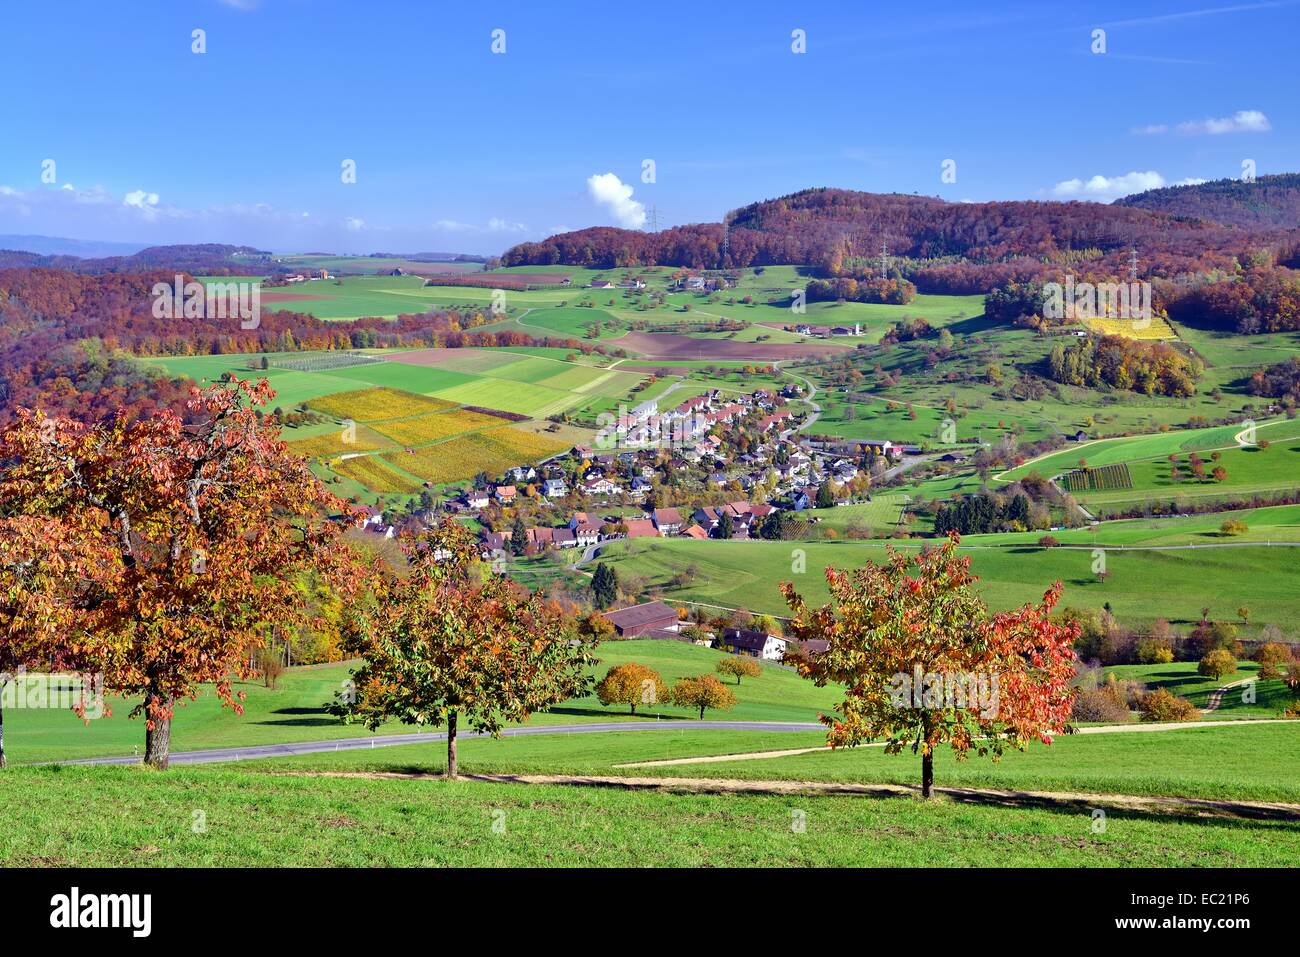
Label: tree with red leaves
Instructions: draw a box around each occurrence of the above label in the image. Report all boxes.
[333,519,597,778]
[781,535,1077,798]
[0,377,354,768]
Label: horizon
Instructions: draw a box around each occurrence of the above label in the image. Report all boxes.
[2,0,1297,255]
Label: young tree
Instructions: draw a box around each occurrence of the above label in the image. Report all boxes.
[780,535,1077,798]
[510,516,529,557]
[670,674,737,719]
[334,520,595,778]
[595,662,667,714]
[1256,642,1293,681]
[715,656,763,685]
[591,562,619,608]
[0,378,352,769]
[1198,649,1237,681]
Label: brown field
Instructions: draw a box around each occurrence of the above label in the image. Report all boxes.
[615,332,848,361]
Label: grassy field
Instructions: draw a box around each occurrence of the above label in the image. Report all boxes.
[7,760,1296,866]
[593,536,1300,629]
[0,641,839,765]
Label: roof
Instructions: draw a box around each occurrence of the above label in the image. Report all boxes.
[681,524,709,539]
[623,518,660,538]
[602,601,679,631]
[496,485,516,496]
[722,628,782,653]
[653,507,684,526]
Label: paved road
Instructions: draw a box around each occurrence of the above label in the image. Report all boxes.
[62,720,823,767]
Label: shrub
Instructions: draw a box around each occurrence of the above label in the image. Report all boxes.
[1256,642,1294,680]
[1198,648,1238,681]
[255,645,286,689]
[1037,535,1060,548]
[1135,637,1174,664]
[1070,686,1133,723]
[1219,518,1248,536]
[1138,688,1200,722]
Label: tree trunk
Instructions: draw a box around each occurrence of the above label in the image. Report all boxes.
[0,702,6,769]
[698,705,705,719]
[921,749,934,798]
[144,694,172,770]
[446,709,458,779]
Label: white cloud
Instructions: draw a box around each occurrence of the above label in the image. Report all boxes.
[1133,123,1169,135]
[1051,171,1168,201]
[1177,110,1271,135]
[345,217,366,232]
[586,172,646,229]
[123,189,160,209]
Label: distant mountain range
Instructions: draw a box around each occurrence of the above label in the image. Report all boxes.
[0,234,148,258]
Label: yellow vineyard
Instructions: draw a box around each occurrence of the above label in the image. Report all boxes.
[306,387,455,422]
[332,454,424,494]
[383,427,569,486]
[369,409,506,446]
[1081,316,1178,340]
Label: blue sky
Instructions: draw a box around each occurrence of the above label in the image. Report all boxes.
[1,0,1296,254]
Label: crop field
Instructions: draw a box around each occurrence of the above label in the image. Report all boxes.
[1081,315,1179,340]
[305,386,456,422]
[383,425,570,485]
[331,454,424,494]
[368,408,506,446]
[287,425,389,459]
[1063,463,1134,493]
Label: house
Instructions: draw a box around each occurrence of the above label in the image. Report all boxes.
[601,601,680,638]
[589,278,615,289]
[582,477,619,496]
[465,489,490,509]
[652,507,684,535]
[572,521,601,547]
[629,477,651,497]
[509,465,538,483]
[681,523,709,540]
[542,478,568,498]
[1070,430,1089,442]
[482,530,507,554]
[940,451,969,464]
[495,485,517,504]
[623,518,660,538]
[719,628,788,661]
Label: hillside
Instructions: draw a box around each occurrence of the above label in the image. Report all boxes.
[1116,174,1300,229]
[503,186,1300,293]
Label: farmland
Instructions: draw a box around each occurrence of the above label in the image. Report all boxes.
[592,534,1300,631]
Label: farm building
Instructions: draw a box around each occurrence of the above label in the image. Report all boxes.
[601,601,681,638]
[719,628,788,661]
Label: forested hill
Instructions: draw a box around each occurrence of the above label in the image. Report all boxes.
[1115,174,1300,228]
[502,185,1300,293]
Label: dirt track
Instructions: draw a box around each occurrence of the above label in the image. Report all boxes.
[615,331,847,361]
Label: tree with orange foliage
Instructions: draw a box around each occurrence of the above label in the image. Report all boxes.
[333,519,597,778]
[781,535,1077,797]
[0,377,354,768]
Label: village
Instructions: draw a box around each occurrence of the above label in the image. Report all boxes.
[355,383,923,557]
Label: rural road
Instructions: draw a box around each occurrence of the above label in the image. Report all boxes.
[57,715,1294,769]
[61,720,823,767]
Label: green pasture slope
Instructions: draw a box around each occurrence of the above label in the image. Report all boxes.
[0,640,838,766]
[594,536,1300,630]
